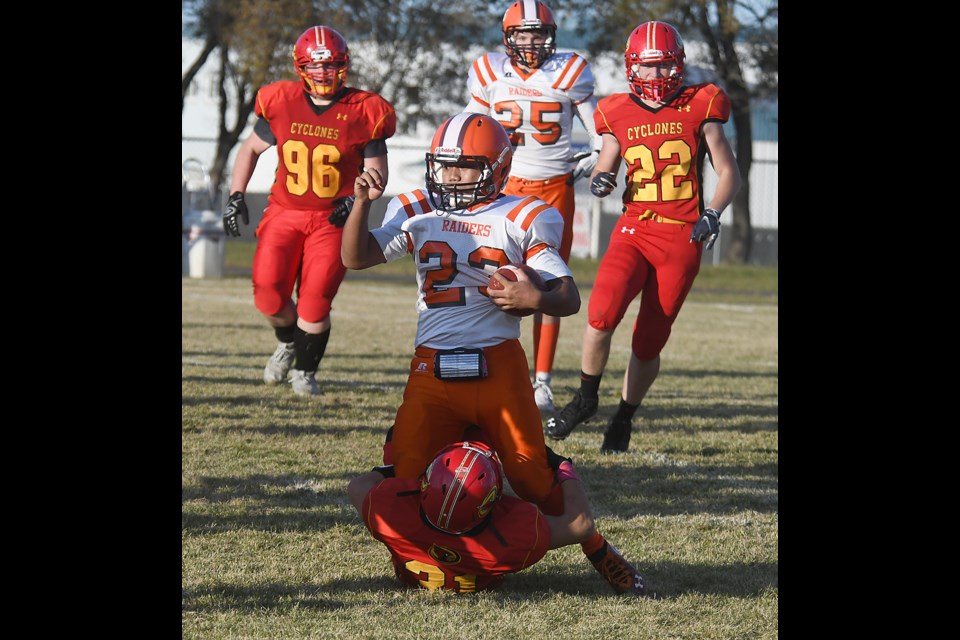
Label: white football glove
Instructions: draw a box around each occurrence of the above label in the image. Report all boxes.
[569,150,599,184]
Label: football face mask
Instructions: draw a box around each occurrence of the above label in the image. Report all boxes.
[624,21,685,102]
[293,25,350,98]
[502,0,557,68]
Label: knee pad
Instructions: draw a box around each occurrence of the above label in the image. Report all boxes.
[296,296,332,324]
[589,316,616,332]
[631,324,671,361]
[253,284,287,317]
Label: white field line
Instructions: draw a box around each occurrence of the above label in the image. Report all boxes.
[183,288,776,314]
[683,301,776,313]
[182,291,249,305]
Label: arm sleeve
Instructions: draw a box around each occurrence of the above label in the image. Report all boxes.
[366,94,397,141]
[524,207,572,280]
[371,193,421,262]
[594,100,613,137]
[363,138,388,157]
[573,97,602,152]
[704,85,732,123]
[253,117,276,146]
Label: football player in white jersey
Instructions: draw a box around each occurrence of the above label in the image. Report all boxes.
[341,112,581,517]
[463,0,602,415]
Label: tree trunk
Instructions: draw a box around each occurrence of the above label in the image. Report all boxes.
[725,97,753,264]
[685,0,757,264]
[182,36,218,115]
[208,47,257,203]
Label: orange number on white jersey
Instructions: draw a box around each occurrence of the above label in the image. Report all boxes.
[491,100,562,146]
[419,242,509,307]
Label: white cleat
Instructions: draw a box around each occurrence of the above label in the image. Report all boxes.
[264,342,295,385]
[290,369,321,396]
[533,380,555,414]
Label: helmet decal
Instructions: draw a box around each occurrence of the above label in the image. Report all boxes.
[419,441,504,534]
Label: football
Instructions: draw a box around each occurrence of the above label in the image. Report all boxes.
[487,264,548,317]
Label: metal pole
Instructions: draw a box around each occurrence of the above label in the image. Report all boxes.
[591,198,601,259]
[713,217,722,266]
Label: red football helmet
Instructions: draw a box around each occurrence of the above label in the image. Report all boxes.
[624,21,685,102]
[292,26,350,98]
[419,441,504,535]
[426,113,513,211]
[502,0,557,68]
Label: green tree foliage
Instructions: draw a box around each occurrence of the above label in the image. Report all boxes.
[183,0,501,195]
[183,0,322,195]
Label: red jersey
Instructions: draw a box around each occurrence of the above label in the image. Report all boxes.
[595,83,730,223]
[254,82,396,210]
[361,477,550,593]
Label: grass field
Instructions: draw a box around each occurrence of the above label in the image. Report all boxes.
[182,259,778,639]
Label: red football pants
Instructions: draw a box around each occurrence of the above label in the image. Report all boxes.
[588,216,702,360]
[252,206,347,322]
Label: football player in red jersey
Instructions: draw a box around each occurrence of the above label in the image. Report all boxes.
[546,21,742,452]
[341,112,578,517]
[348,438,646,595]
[222,26,396,396]
[464,1,603,415]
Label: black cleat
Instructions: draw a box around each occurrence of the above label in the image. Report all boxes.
[599,417,632,454]
[545,391,598,440]
[587,541,647,596]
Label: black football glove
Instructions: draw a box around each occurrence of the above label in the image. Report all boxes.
[328,195,355,228]
[690,208,721,250]
[591,172,617,198]
[222,191,249,237]
[545,445,573,472]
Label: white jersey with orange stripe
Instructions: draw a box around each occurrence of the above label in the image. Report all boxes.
[371,189,572,350]
[464,51,599,181]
